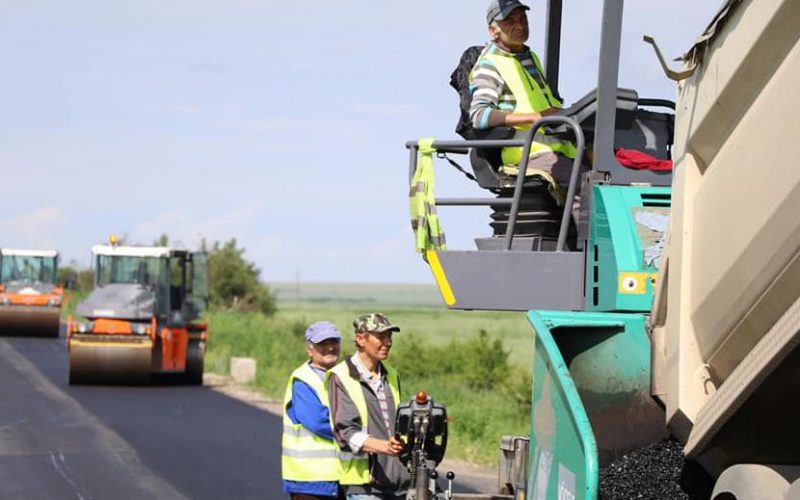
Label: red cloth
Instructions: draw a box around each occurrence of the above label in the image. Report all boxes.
[615,148,673,172]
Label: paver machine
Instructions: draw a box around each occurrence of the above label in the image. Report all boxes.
[406,0,799,498]
[67,239,209,385]
[0,248,62,337]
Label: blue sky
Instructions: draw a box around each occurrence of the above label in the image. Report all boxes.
[1,1,720,283]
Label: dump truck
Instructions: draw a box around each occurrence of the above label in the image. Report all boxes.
[0,248,62,337]
[406,0,799,498]
[67,241,209,385]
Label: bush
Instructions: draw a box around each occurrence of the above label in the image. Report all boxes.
[393,330,509,390]
[205,311,532,464]
[207,239,276,315]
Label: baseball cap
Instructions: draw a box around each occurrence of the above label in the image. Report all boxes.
[305,321,342,344]
[486,0,529,24]
[353,313,400,334]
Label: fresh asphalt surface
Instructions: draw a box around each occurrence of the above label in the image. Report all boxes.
[0,331,282,499]
[0,329,484,499]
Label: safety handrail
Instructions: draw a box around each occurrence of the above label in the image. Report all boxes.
[406,115,585,252]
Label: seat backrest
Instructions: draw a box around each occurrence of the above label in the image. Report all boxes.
[450,45,485,140]
[469,127,517,190]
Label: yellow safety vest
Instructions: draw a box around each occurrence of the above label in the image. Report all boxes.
[326,360,401,486]
[472,50,576,167]
[281,363,341,482]
[409,138,446,252]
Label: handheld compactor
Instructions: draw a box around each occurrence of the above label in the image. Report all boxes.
[68,241,209,385]
[0,249,62,337]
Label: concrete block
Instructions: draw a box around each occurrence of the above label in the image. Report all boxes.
[230,357,256,384]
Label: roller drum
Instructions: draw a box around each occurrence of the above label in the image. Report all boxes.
[69,335,153,385]
[180,339,205,385]
[0,306,61,338]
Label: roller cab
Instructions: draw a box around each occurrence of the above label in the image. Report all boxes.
[0,249,62,337]
[68,243,208,385]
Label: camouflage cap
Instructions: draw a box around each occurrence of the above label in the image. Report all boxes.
[353,313,400,334]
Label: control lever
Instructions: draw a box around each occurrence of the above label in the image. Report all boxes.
[446,471,455,499]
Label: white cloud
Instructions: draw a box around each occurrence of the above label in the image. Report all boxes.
[229,117,356,135]
[353,104,422,120]
[128,203,266,250]
[0,207,65,250]
[319,232,414,265]
[170,104,204,116]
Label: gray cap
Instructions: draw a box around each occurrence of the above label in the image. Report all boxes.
[305,321,341,344]
[486,0,529,24]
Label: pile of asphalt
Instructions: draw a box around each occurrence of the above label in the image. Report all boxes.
[599,439,713,499]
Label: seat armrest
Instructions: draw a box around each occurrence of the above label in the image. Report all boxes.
[472,127,516,140]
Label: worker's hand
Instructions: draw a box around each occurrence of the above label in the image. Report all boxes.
[504,112,541,126]
[362,436,404,456]
[385,436,405,456]
[504,108,562,127]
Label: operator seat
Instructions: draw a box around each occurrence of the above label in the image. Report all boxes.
[468,127,576,251]
[467,88,675,251]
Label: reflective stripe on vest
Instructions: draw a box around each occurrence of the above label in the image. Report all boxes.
[326,360,400,485]
[281,363,340,482]
[480,51,576,165]
[409,138,446,252]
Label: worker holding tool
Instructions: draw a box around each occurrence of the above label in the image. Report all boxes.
[327,313,410,499]
[282,321,343,499]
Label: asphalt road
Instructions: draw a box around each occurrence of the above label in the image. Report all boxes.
[0,335,283,499]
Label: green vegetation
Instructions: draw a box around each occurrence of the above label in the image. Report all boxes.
[206,239,276,315]
[57,265,94,293]
[62,289,89,318]
[206,284,535,465]
[59,266,94,318]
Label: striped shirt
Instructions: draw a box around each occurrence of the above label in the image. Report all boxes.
[351,354,392,433]
[469,43,558,130]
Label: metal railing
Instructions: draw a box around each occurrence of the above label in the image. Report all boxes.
[406,116,585,252]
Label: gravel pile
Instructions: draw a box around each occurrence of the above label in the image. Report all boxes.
[599,439,713,499]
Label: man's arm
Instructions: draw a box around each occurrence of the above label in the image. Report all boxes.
[327,373,402,456]
[469,59,556,129]
[290,379,335,441]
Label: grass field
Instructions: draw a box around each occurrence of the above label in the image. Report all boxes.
[269,282,535,369]
[205,282,536,464]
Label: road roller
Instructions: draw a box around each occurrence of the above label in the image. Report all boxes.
[68,240,209,385]
[0,248,62,337]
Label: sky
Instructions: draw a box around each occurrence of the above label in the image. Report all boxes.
[0,1,721,283]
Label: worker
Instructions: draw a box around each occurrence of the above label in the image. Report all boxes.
[470,0,580,210]
[327,313,409,499]
[282,321,343,500]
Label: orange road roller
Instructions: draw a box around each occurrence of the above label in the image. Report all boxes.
[68,241,209,385]
[0,249,62,337]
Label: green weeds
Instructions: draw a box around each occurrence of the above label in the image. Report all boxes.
[206,309,533,464]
